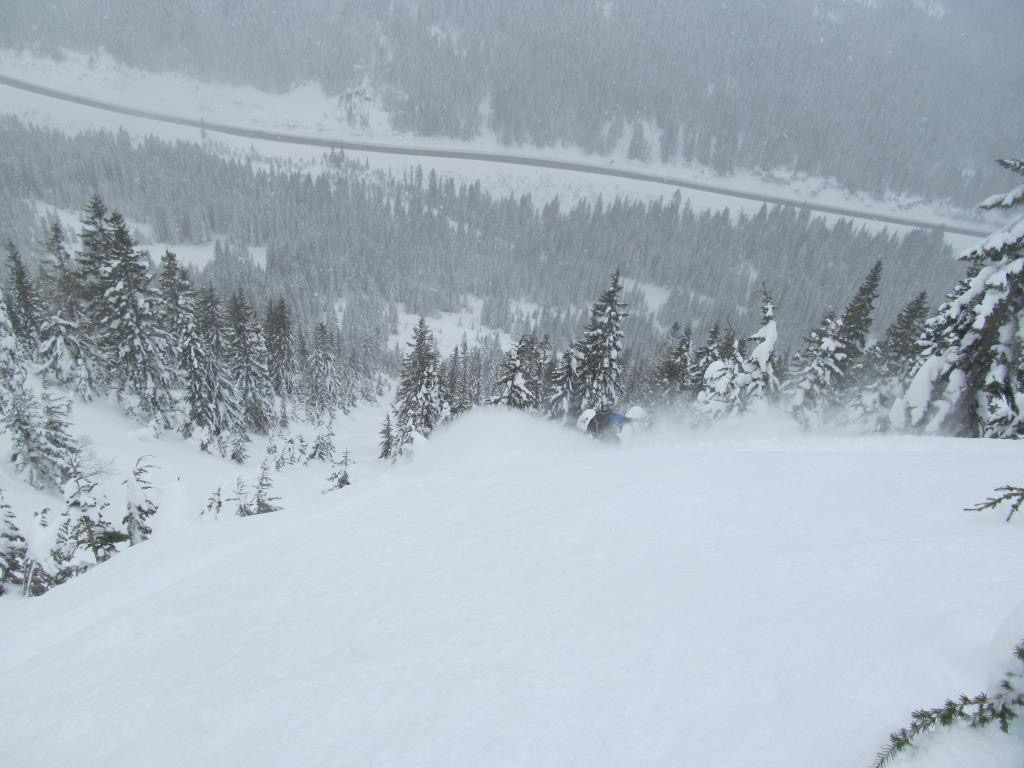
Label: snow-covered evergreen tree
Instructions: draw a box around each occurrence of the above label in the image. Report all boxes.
[253,459,281,515]
[742,287,780,404]
[837,259,883,391]
[78,195,112,338]
[574,270,628,413]
[95,212,176,427]
[490,341,533,409]
[264,298,297,401]
[449,341,475,416]
[305,321,342,424]
[179,297,243,449]
[547,348,579,422]
[689,323,722,393]
[847,291,929,431]
[158,251,191,347]
[696,333,747,420]
[36,315,101,401]
[652,322,692,407]
[392,317,448,451]
[326,448,352,491]
[307,423,336,463]
[378,413,395,459]
[39,221,82,322]
[203,485,224,518]
[898,159,1024,436]
[3,379,73,491]
[226,290,274,434]
[4,241,43,352]
[59,455,125,569]
[787,312,847,428]
[229,477,254,517]
[36,221,100,399]
[38,388,79,487]
[122,457,157,545]
[518,334,550,412]
[0,489,27,596]
[229,428,251,465]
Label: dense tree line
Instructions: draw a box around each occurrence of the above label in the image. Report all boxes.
[0,119,963,361]
[2,0,1019,204]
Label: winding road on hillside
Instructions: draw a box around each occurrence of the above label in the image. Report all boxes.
[0,72,992,239]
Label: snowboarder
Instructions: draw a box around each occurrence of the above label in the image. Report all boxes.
[577,407,630,442]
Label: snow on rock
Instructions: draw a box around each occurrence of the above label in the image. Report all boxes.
[2,408,1024,766]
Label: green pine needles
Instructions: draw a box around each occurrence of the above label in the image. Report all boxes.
[872,640,1024,768]
[967,485,1024,522]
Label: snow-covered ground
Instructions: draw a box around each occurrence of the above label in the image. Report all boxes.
[386,298,513,356]
[0,47,1000,247]
[2,406,1024,767]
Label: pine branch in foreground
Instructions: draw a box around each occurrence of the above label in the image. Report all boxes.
[871,641,1024,768]
[966,485,1024,522]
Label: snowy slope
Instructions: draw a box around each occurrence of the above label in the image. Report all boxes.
[3,408,1024,767]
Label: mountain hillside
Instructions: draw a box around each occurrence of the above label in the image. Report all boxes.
[3,408,1023,767]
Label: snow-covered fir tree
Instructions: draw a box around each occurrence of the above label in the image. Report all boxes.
[447,342,475,416]
[4,241,44,352]
[898,159,1024,436]
[305,321,342,424]
[519,335,551,412]
[229,428,251,465]
[307,422,336,463]
[58,454,125,571]
[94,212,176,427]
[490,340,534,409]
[332,329,358,415]
[696,333,747,421]
[38,389,79,487]
[39,221,82,323]
[179,297,243,451]
[36,221,100,399]
[326,448,352,491]
[547,348,579,423]
[787,312,847,429]
[122,457,157,545]
[36,314,101,401]
[265,298,297,402]
[158,251,192,346]
[574,270,628,413]
[4,376,54,489]
[378,413,395,459]
[742,287,780,404]
[392,317,448,451]
[253,459,281,515]
[226,290,275,434]
[689,323,722,394]
[229,477,253,517]
[77,195,111,331]
[273,433,302,470]
[846,291,929,431]
[652,322,692,408]
[190,288,244,451]
[0,489,27,596]
[836,260,883,391]
[203,486,223,518]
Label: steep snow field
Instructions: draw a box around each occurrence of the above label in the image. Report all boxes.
[3,408,1024,766]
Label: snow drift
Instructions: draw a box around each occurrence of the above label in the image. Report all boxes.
[2,408,1024,766]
